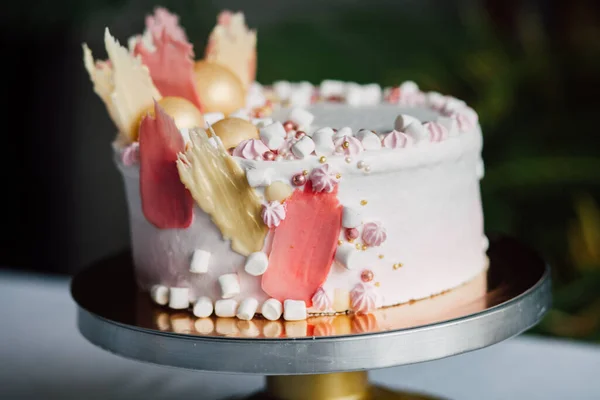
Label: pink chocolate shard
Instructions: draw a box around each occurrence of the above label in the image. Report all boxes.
[139,101,194,229]
[145,7,188,42]
[134,30,203,111]
[262,183,342,306]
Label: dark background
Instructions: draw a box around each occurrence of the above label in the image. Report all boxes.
[2,0,600,340]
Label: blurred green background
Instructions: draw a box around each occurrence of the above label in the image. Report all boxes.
[4,0,600,341]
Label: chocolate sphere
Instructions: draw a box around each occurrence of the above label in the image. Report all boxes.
[193,61,246,115]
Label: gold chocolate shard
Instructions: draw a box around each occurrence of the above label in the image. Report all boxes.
[176,128,267,256]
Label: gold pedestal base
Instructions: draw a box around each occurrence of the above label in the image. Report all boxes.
[246,372,441,400]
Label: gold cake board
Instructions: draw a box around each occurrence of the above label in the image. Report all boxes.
[71,234,550,400]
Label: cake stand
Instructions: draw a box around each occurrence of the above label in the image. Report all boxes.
[71,234,551,400]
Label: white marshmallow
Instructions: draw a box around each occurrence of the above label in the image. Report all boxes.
[335,244,358,270]
[215,299,238,318]
[236,298,259,320]
[252,117,274,129]
[394,114,420,131]
[273,81,292,100]
[320,80,345,98]
[312,127,335,156]
[400,80,419,94]
[229,109,250,120]
[297,81,314,92]
[204,112,225,126]
[357,130,381,151]
[345,85,363,106]
[194,318,214,334]
[289,90,312,108]
[246,167,274,187]
[218,274,240,299]
[150,285,169,306]
[404,122,428,142]
[342,207,362,228]
[443,96,466,114]
[283,299,307,321]
[244,252,269,276]
[190,249,211,274]
[260,122,286,150]
[246,83,267,109]
[168,287,189,310]
[362,83,382,105]
[261,298,283,321]
[288,108,314,129]
[193,296,214,318]
[482,235,490,251]
[333,126,353,140]
[426,91,446,109]
[291,136,315,159]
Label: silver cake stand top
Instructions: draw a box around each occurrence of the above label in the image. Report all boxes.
[72,235,551,375]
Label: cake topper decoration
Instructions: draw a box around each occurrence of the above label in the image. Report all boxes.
[134,29,203,111]
[205,10,257,89]
[262,182,342,306]
[83,28,162,142]
[139,101,194,229]
[176,128,267,256]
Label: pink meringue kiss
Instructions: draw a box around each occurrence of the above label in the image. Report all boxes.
[350,282,378,314]
[424,121,449,143]
[334,135,363,156]
[311,287,332,312]
[381,130,412,149]
[261,201,286,228]
[233,139,270,160]
[309,164,340,193]
[121,142,140,166]
[362,222,387,247]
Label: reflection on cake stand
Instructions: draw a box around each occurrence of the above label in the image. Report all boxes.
[71,234,551,400]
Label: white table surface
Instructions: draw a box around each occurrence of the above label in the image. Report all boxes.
[1,269,599,400]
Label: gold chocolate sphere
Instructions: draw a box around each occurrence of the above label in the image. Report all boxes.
[210,117,259,149]
[137,97,205,140]
[193,61,246,115]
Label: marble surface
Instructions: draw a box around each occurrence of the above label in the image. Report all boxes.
[1,269,599,400]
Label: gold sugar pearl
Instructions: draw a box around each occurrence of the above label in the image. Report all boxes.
[319,156,327,164]
[362,244,368,251]
[360,200,368,206]
[338,239,343,245]
[336,173,342,179]
[342,141,350,149]
[302,170,309,176]
[345,157,352,163]
[355,243,362,250]
[393,263,403,270]
[375,282,381,287]
[378,254,384,259]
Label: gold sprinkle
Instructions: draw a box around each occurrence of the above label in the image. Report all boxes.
[393,263,403,270]
[319,156,327,164]
[360,200,368,206]
[336,173,342,179]
[302,169,309,176]
[342,141,350,149]
[355,243,362,250]
[362,244,368,251]
[378,254,384,259]
[345,157,352,163]
[338,239,343,245]
[348,239,355,244]
[375,282,381,287]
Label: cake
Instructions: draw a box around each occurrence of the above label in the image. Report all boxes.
[83,8,487,322]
